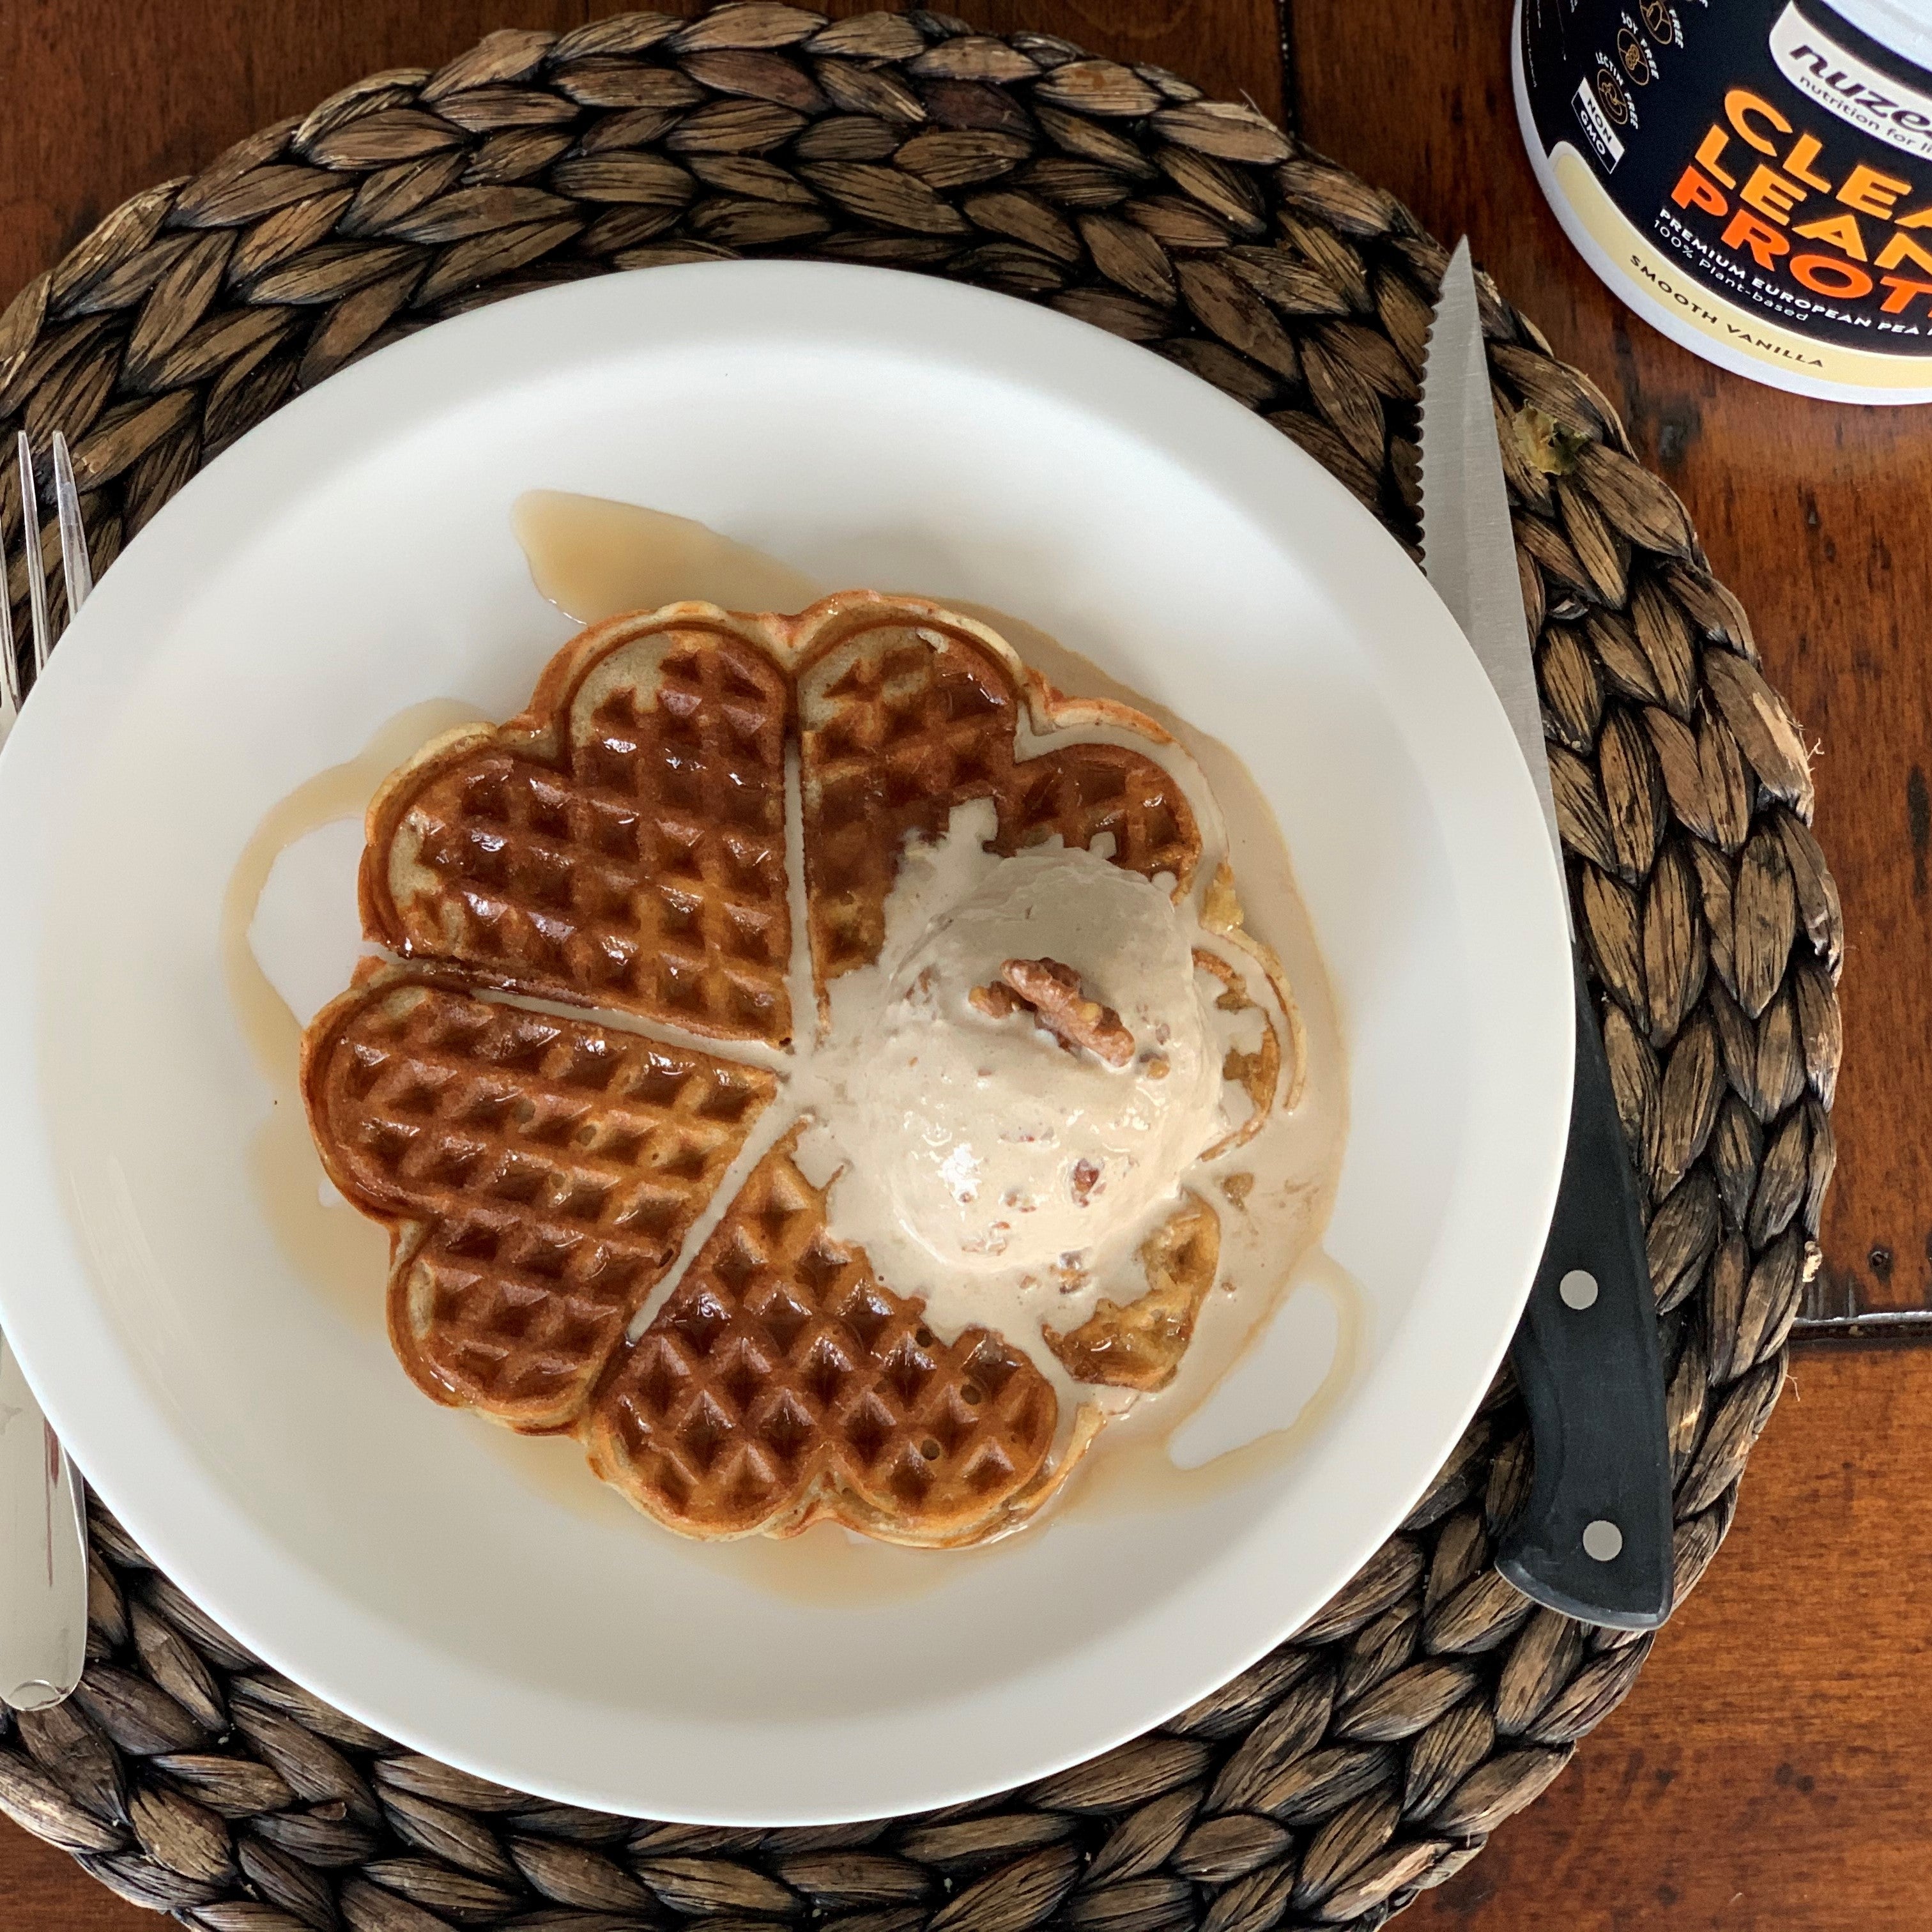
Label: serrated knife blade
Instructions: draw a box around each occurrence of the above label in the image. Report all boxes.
[1419,238,1672,1631]
[1418,241,1564,883]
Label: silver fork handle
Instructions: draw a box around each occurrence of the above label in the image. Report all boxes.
[0,1337,86,1706]
[0,431,91,1706]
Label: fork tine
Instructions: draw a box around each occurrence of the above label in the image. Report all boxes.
[0,549,19,735]
[51,433,91,618]
[16,433,50,677]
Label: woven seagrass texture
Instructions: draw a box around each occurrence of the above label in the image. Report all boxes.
[0,6,1842,1928]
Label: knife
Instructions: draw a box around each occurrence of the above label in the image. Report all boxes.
[1418,238,1673,1630]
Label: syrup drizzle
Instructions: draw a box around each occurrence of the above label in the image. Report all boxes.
[225,493,1356,1602]
[220,700,487,1331]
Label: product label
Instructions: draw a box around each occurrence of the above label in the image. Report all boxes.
[1522,0,1932,371]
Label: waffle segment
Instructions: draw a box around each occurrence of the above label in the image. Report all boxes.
[303,973,777,1431]
[1046,1193,1222,1393]
[585,1128,1063,1544]
[362,611,794,1045]
[797,609,1202,993]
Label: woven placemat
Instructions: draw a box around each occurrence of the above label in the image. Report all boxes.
[0,6,1841,1928]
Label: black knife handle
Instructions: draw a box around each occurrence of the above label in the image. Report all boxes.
[1495,957,1674,1630]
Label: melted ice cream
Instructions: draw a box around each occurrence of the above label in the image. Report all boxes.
[858,847,1222,1273]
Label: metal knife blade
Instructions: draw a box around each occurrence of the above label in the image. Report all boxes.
[1418,242,1563,878]
[0,1336,86,1707]
[1419,238,1673,1630]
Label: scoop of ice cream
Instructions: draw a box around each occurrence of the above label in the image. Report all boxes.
[859,847,1224,1275]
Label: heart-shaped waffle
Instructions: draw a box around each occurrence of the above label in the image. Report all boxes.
[303,970,778,1432]
[309,594,1291,1545]
[793,602,1202,1001]
[362,611,794,1045]
[584,1126,1072,1545]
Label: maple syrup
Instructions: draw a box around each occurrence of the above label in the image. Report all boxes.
[220,493,1358,1600]
[220,700,486,1331]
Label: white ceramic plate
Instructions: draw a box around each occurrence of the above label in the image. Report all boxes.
[0,263,1570,1823]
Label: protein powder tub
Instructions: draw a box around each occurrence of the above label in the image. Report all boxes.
[1517,0,1932,401]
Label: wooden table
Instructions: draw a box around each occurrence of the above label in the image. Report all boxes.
[1,3,1920,1927]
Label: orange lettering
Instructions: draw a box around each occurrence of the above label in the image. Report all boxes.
[1781,132,1833,192]
[1839,162,1913,219]
[1793,212,1869,260]
[1876,229,1932,274]
[1879,273,1932,315]
[1722,208,1791,268]
[1726,88,1791,155]
[1742,164,1807,225]
[1790,254,1874,298]
[1671,165,1730,219]
[1895,204,1932,229]
[1696,125,1739,189]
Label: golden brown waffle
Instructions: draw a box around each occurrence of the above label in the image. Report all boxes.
[304,592,1289,1544]
[795,604,1203,994]
[361,609,794,1045]
[583,1128,1070,1545]
[302,969,776,1432]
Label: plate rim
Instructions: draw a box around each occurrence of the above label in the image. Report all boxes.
[0,259,1573,1823]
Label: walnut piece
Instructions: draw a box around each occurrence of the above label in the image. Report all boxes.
[968,981,1023,1020]
[977,956,1136,1068]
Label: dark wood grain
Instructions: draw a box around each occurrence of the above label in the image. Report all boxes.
[0,1818,148,1931]
[0,1,1915,1928]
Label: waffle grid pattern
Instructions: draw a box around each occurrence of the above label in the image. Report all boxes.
[801,624,1200,984]
[373,625,794,1045]
[308,977,778,1430]
[588,1132,1059,1540]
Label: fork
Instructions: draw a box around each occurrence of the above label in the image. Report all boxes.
[0,429,93,1708]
